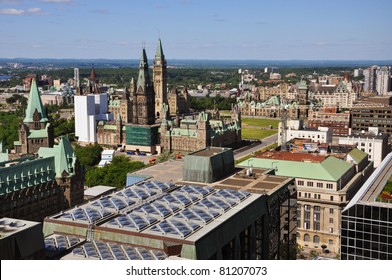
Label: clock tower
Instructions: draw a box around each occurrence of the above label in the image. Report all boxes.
[153,38,167,119]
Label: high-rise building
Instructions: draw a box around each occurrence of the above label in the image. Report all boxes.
[153,38,167,118]
[74,68,80,87]
[376,66,391,95]
[341,152,392,260]
[363,66,377,93]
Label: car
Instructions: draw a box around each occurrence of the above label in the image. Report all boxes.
[138,152,147,156]
[126,151,135,155]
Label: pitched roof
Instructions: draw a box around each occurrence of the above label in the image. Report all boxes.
[347,148,368,164]
[136,48,152,92]
[23,79,48,123]
[155,38,165,60]
[38,136,76,178]
[238,156,353,182]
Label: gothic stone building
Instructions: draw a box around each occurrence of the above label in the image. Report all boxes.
[0,137,84,222]
[13,79,54,156]
[160,107,242,153]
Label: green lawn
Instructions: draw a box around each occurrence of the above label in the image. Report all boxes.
[242,128,277,140]
[242,118,280,128]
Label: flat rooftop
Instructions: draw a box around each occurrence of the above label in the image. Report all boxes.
[256,151,326,163]
[344,152,392,210]
[190,147,231,157]
[212,168,293,195]
[131,159,184,183]
[0,218,40,239]
[84,185,116,198]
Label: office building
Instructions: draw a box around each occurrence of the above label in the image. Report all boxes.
[308,107,351,136]
[238,151,372,254]
[43,180,276,260]
[341,152,392,260]
[337,128,390,167]
[350,96,392,135]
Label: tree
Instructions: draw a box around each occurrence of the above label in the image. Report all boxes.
[0,112,20,150]
[85,155,145,188]
[74,143,103,169]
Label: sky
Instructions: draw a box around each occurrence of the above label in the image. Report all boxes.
[0,0,391,60]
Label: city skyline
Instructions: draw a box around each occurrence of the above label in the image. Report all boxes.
[0,0,392,60]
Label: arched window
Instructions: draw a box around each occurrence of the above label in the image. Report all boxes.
[313,235,320,244]
[304,234,310,242]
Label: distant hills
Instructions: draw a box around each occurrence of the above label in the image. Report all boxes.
[0,57,391,68]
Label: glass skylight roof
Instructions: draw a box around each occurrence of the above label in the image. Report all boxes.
[55,181,252,240]
[58,207,110,223]
[71,240,167,260]
[45,235,80,253]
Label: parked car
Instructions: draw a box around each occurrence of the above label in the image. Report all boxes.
[126,151,135,155]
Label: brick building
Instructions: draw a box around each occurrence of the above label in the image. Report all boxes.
[308,107,351,136]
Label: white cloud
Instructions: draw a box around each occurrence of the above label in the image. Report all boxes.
[0,8,24,15]
[0,7,48,15]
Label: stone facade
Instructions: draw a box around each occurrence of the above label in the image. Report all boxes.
[160,107,242,153]
[13,79,54,156]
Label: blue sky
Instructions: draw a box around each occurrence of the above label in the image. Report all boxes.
[0,0,391,60]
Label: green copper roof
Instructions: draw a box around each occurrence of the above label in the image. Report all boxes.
[0,156,56,196]
[27,128,49,139]
[347,148,368,164]
[136,48,152,92]
[238,156,353,182]
[38,136,77,178]
[155,38,165,59]
[298,80,308,90]
[24,79,48,123]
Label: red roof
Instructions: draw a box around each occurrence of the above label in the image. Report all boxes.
[256,151,326,163]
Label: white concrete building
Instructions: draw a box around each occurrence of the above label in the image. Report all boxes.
[279,119,333,146]
[337,128,390,167]
[74,93,113,143]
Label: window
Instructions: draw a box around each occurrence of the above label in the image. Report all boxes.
[329,208,334,214]
[327,183,333,189]
[307,181,313,187]
[314,222,320,231]
[329,218,334,223]
[304,205,311,211]
[314,194,317,199]
[313,235,320,244]
[304,234,310,242]
[330,196,334,201]
[329,227,334,233]
[298,192,301,197]
[298,180,304,186]
[328,239,333,245]
[318,194,321,199]
[317,183,323,188]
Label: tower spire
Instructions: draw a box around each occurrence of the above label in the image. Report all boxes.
[24,78,48,123]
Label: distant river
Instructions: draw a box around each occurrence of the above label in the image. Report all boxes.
[0,75,12,80]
